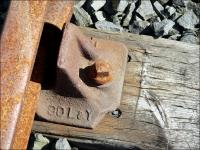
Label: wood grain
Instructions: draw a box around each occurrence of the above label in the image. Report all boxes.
[33,27,199,150]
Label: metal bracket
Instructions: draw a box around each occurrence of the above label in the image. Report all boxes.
[37,23,128,128]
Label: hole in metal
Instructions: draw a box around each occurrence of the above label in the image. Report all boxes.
[111,108,122,118]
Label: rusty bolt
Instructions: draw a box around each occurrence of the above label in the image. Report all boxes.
[88,59,112,85]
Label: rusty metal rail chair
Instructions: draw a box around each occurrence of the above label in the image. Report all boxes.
[0,1,128,149]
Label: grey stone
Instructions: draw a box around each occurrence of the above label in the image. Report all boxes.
[74,0,86,8]
[168,34,181,40]
[174,5,187,14]
[171,12,182,21]
[153,19,175,37]
[33,134,49,150]
[129,21,150,34]
[91,0,106,11]
[148,16,161,23]
[95,20,123,32]
[112,12,125,25]
[137,1,156,20]
[55,138,71,150]
[180,34,199,44]
[122,2,136,26]
[135,15,143,21]
[172,0,185,7]
[168,28,180,36]
[158,0,170,5]
[154,1,164,12]
[165,5,176,17]
[94,11,106,21]
[187,1,200,18]
[117,0,129,12]
[73,6,93,27]
[153,1,165,19]
[177,10,199,29]
[183,0,190,7]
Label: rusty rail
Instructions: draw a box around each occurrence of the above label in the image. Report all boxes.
[0,1,73,149]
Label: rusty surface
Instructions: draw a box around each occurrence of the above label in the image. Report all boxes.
[0,1,73,149]
[45,0,74,30]
[88,59,112,85]
[0,1,47,149]
[12,81,41,149]
[37,23,128,128]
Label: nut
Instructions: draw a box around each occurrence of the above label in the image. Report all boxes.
[88,59,112,85]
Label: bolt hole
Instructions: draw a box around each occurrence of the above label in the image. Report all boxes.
[128,54,132,62]
[111,108,122,118]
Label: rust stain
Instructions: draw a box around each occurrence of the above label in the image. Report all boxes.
[87,59,113,85]
[0,1,47,148]
[12,81,41,149]
[45,0,74,30]
[0,0,74,149]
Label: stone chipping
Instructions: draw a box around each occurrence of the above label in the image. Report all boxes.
[71,0,200,44]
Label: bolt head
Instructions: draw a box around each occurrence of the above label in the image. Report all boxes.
[88,59,112,85]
